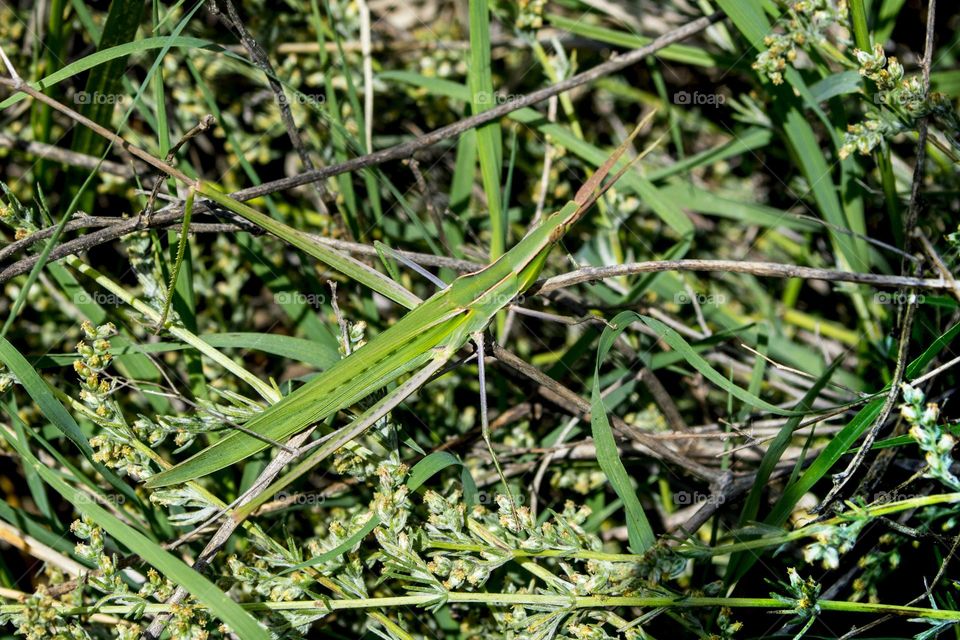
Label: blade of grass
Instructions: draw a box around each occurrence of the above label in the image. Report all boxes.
[3,432,268,639]
[0,37,231,110]
[28,0,66,192]
[468,0,504,259]
[848,0,871,52]
[726,358,841,584]
[547,12,725,67]
[34,333,338,371]
[199,184,421,310]
[68,0,144,161]
[592,311,656,553]
[640,316,809,416]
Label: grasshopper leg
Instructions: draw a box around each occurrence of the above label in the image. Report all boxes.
[473,332,521,522]
[375,240,448,290]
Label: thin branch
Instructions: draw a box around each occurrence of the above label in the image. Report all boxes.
[5,213,956,291]
[0,133,143,178]
[224,11,725,202]
[0,77,190,182]
[533,260,949,294]
[489,342,720,482]
[214,0,329,215]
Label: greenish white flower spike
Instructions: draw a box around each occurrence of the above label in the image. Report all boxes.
[841,44,960,158]
[802,511,868,569]
[753,0,850,85]
[900,383,960,490]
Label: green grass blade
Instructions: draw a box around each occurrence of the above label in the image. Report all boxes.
[782,108,867,270]
[547,12,724,67]
[34,333,340,372]
[764,321,960,529]
[10,409,57,527]
[157,187,194,328]
[646,128,772,182]
[714,0,769,47]
[4,434,267,639]
[0,338,92,455]
[198,183,421,310]
[848,0,871,50]
[0,37,228,109]
[592,311,656,553]
[640,316,806,416]
[726,359,841,583]
[468,0,504,259]
[68,0,144,160]
[449,129,478,223]
[808,70,862,101]
[658,183,818,230]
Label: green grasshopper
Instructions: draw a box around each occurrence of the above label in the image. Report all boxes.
[146,116,653,502]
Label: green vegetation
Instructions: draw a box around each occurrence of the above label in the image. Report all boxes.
[0,1,959,638]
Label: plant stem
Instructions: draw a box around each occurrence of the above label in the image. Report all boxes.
[684,492,960,556]
[4,593,959,620]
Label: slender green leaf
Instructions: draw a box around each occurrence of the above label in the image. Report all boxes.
[0,338,91,455]
[547,13,724,67]
[0,37,227,109]
[468,0,504,258]
[726,359,841,583]
[640,316,803,416]
[5,435,268,640]
[765,321,960,528]
[592,311,656,553]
